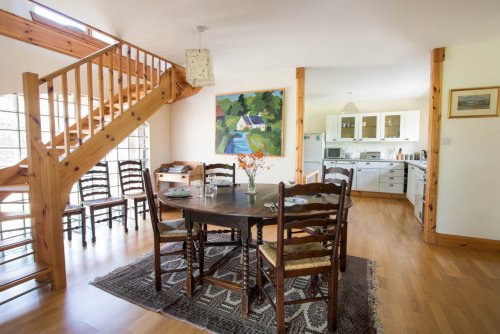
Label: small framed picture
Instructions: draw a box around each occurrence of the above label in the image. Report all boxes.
[448,86,500,118]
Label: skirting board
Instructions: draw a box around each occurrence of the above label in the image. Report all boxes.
[351,191,406,200]
[436,233,500,251]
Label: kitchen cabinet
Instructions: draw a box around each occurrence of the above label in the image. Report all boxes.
[325,115,339,142]
[338,115,358,141]
[324,110,420,142]
[337,113,380,142]
[406,165,417,205]
[358,113,380,141]
[357,166,380,192]
[381,112,403,141]
[379,162,404,194]
[402,110,420,141]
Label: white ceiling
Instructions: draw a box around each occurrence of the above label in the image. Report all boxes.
[37,0,500,101]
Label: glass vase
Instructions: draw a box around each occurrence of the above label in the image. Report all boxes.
[247,174,257,194]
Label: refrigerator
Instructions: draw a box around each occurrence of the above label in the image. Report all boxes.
[303,133,325,181]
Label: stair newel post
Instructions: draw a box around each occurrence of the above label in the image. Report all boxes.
[23,72,67,290]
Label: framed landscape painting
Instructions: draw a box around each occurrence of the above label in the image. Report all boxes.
[449,86,500,118]
[215,88,284,156]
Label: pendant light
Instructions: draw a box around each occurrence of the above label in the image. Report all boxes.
[185,26,215,87]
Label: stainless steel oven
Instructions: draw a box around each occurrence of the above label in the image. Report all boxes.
[414,169,426,224]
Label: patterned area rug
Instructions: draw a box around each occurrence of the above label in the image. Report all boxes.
[91,240,382,333]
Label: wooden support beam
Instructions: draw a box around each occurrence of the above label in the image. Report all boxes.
[423,48,445,244]
[295,67,305,185]
[23,72,67,289]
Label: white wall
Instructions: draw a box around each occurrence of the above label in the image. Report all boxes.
[148,104,171,175]
[437,39,500,240]
[169,69,296,184]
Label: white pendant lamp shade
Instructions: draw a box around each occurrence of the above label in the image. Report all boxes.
[185,48,215,87]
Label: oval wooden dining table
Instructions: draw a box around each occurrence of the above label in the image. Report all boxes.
[158,183,353,317]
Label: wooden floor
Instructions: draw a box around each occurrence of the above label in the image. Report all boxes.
[1,196,499,333]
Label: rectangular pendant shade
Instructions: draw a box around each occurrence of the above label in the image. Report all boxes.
[185,49,215,87]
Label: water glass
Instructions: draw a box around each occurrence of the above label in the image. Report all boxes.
[195,181,204,197]
[205,185,215,198]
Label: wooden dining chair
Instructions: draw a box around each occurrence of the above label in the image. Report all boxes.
[118,160,154,231]
[142,168,204,291]
[79,161,128,243]
[256,181,347,333]
[202,163,239,244]
[62,203,87,247]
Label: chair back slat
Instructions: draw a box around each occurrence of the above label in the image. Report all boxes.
[284,217,335,230]
[283,234,331,246]
[79,161,112,201]
[275,181,346,267]
[203,162,236,185]
[142,168,160,238]
[322,166,354,196]
[283,249,331,262]
[118,160,145,195]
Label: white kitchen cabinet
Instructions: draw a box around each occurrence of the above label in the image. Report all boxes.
[325,110,419,143]
[407,165,417,205]
[358,113,380,142]
[338,115,358,142]
[379,161,405,194]
[325,115,339,142]
[323,160,336,169]
[380,112,403,141]
[402,110,420,142]
[357,167,380,192]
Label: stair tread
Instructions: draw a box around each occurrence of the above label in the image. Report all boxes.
[0,235,33,252]
[0,262,51,292]
[0,212,31,223]
[0,184,29,192]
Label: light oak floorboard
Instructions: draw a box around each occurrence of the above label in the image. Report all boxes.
[0,196,499,333]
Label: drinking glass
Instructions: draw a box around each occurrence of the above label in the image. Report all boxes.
[208,173,217,190]
[205,185,214,198]
[287,176,296,186]
[195,181,204,198]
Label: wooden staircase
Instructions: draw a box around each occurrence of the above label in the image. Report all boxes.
[0,41,200,301]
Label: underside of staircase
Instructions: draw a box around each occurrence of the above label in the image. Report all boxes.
[0,23,202,299]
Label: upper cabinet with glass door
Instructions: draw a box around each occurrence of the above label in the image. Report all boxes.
[338,115,358,142]
[380,112,403,141]
[358,113,380,142]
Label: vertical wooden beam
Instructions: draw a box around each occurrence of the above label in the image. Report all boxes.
[61,73,70,156]
[74,67,82,145]
[98,55,105,129]
[423,48,445,244]
[23,72,67,290]
[118,45,123,115]
[108,51,115,121]
[295,67,305,184]
[47,79,56,149]
[87,62,94,137]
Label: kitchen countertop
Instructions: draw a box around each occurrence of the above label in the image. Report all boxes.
[323,158,428,170]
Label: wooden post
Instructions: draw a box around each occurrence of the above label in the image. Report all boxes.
[23,72,67,290]
[295,67,305,184]
[423,48,445,244]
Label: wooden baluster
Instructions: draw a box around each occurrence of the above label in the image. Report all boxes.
[108,50,114,121]
[150,54,154,89]
[47,79,56,149]
[135,48,140,104]
[126,45,132,108]
[118,45,123,115]
[142,52,147,96]
[157,59,161,85]
[87,62,94,137]
[74,67,82,145]
[61,73,70,156]
[98,55,105,129]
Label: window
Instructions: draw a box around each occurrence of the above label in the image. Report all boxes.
[34,6,86,32]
